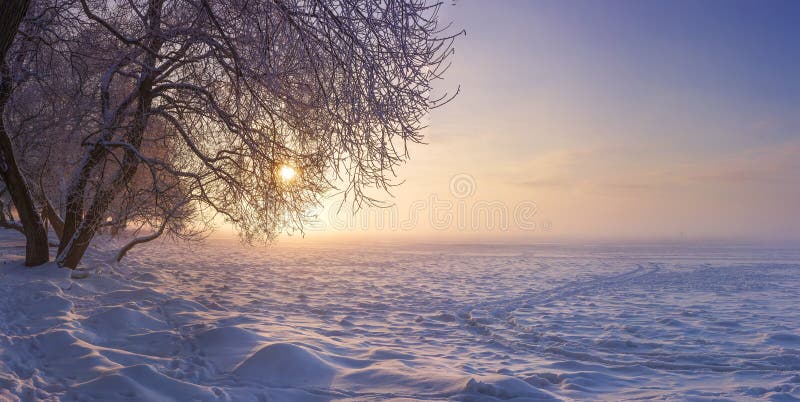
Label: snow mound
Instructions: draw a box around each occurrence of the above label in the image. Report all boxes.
[121,331,183,357]
[94,288,167,306]
[462,375,560,400]
[194,326,261,348]
[764,333,800,347]
[64,364,219,401]
[31,329,121,382]
[14,281,73,320]
[233,343,336,388]
[192,326,263,371]
[338,361,466,396]
[3,230,800,400]
[82,306,168,339]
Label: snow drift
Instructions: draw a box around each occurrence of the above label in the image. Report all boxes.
[1,230,799,400]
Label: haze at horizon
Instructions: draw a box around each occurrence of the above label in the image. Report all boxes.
[288,0,800,243]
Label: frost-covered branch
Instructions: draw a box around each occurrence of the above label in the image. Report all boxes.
[2,0,461,268]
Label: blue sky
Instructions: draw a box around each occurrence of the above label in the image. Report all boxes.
[309,1,800,242]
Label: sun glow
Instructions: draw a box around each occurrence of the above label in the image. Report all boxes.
[279,165,297,182]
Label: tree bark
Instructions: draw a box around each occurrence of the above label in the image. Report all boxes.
[41,194,64,240]
[57,153,142,268]
[0,0,50,266]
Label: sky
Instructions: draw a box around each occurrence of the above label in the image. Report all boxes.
[298,0,800,244]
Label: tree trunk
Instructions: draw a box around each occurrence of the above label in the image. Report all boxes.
[42,195,64,240]
[0,84,49,265]
[56,0,164,268]
[0,0,50,266]
[57,127,145,268]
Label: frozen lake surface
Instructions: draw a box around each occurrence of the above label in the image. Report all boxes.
[1,231,799,400]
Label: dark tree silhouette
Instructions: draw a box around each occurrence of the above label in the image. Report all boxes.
[0,0,49,266]
[2,0,460,268]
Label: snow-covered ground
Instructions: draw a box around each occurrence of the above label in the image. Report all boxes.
[1,229,799,401]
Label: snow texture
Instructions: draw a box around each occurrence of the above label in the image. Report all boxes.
[1,230,799,401]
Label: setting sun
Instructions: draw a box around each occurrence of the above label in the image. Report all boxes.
[2,1,799,400]
[279,165,297,182]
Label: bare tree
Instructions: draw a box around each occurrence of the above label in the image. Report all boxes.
[0,0,50,266]
[6,0,460,268]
